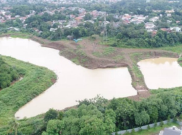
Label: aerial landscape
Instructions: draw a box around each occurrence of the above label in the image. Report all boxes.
[1,0,182,135]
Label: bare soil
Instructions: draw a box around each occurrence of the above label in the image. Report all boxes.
[2,34,179,100]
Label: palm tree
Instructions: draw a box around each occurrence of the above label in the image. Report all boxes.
[7,118,19,135]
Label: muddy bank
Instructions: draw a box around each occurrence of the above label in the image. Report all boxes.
[1,34,179,92]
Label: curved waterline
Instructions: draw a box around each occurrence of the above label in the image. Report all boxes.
[0,37,137,119]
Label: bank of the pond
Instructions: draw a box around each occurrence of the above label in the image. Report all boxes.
[0,33,179,93]
[138,57,182,89]
[0,37,137,119]
[0,56,56,126]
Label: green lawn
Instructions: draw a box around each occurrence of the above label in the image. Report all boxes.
[0,56,56,134]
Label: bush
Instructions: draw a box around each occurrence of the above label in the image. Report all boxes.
[58,111,64,120]
[173,117,177,123]
[160,121,164,127]
[44,109,58,123]
[179,114,182,120]
[147,124,150,129]
[131,128,135,134]
[167,116,171,123]
[154,121,157,127]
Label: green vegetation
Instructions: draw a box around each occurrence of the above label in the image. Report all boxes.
[37,89,182,135]
[123,122,179,135]
[0,57,21,89]
[160,45,182,54]
[43,104,116,135]
[0,56,56,133]
[0,32,32,39]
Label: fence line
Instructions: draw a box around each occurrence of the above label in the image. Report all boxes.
[112,119,182,135]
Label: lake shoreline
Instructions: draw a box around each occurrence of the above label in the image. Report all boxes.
[0,33,180,99]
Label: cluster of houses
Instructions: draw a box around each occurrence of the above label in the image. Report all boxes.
[0,3,182,36]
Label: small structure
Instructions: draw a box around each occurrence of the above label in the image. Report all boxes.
[170,27,181,32]
[67,35,73,40]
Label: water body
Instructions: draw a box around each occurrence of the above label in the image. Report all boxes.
[0,37,137,119]
[138,57,182,89]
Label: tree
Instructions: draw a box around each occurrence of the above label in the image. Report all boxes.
[44,109,58,123]
[43,120,64,135]
[84,13,92,20]
[8,118,19,135]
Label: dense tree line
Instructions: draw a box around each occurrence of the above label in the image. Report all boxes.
[113,24,182,48]
[10,5,45,17]
[38,92,182,135]
[0,57,20,89]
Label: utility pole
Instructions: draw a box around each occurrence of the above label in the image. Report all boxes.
[103,0,107,44]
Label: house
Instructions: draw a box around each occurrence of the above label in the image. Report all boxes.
[160,28,171,33]
[50,28,57,32]
[165,9,175,13]
[153,10,162,13]
[145,22,155,32]
[167,14,171,17]
[170,27,181,32]
[159,126,182,135]
[152,30,157,37]
[122,14,131,21]
[75,16,83,23]
[7,27,20,31]
[149,17,159,22]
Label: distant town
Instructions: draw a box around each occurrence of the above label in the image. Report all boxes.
[0,0,182,38]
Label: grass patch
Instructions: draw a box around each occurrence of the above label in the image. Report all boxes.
[0,56,56,128]
[160,45,182,54]
[92,47,115,57]
[0,32,32,39]
[103,47,115,55]
[113,55,124,61]
[71,58,80,65]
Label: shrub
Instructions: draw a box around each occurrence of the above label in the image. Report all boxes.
[173,117,177,123]
[147,124,150,129]
[154,121,157,127]
[160,121,164,127]
[167,116,171,123]
[44,109,58,123]
[58,111,64,120]
[179,114,182,120]
[131,128,135,134]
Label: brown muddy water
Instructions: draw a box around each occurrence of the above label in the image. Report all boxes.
[138,57,182,89]
[0,37,137,119]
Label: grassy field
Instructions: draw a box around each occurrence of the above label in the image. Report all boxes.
[0,32,32,39]
[160,45,182,54]
[0,56,56,134]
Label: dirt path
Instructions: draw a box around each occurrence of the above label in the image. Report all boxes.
[30,36,179,100]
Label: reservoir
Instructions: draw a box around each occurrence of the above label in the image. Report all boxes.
[138,57,182,89]
[0,37,137,119]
